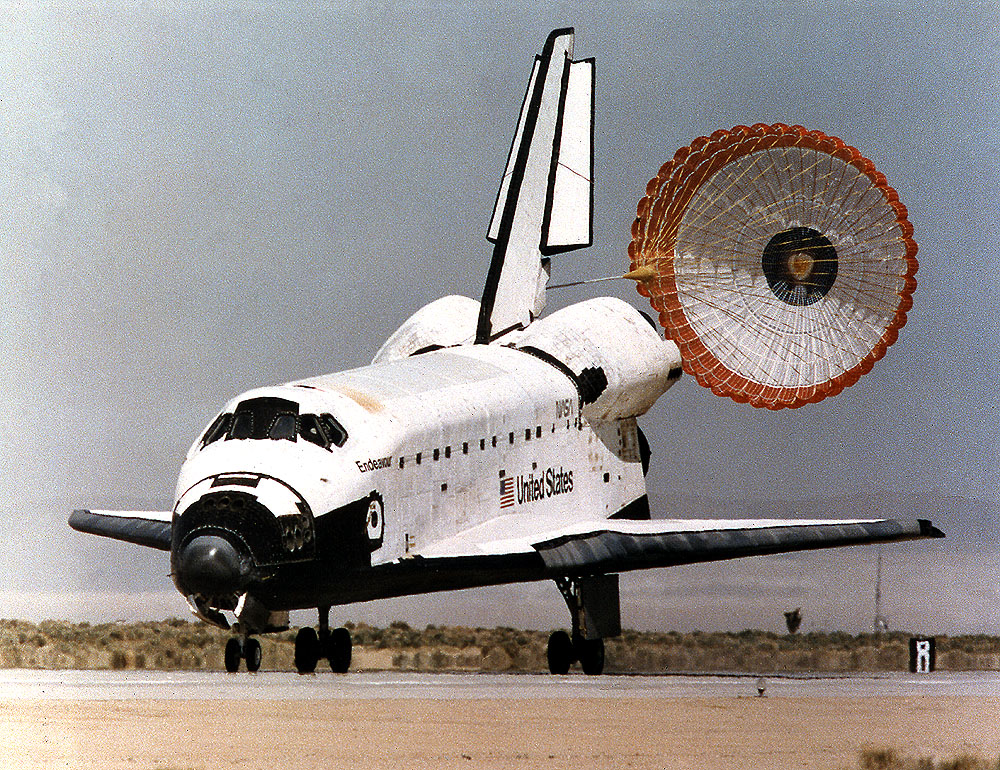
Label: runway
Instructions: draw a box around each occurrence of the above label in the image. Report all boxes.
[2,671,999,770]
[1,668,997,700]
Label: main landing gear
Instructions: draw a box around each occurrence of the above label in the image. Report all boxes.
[546,575,621,676]
[546,629,605,676]
[294,605,352,674]
[224,636,262,673]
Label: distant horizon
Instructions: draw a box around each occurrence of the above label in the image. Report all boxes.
[2,614,994,639]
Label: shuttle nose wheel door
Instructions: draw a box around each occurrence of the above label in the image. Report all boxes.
[294,606,352,674]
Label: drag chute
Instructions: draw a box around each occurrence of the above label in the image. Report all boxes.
[629,123,917,409]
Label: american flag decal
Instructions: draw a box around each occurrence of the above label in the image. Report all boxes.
[500,475,515,508]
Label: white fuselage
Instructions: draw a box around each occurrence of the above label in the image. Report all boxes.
[178,342,648,564]
[69,29,936,658]
[169,296,682,613]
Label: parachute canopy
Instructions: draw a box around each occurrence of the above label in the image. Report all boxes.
[629,123,917,409]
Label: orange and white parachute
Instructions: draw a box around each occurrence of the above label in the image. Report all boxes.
[629,123,917,410]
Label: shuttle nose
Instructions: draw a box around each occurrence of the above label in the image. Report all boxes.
[175,535,250,598]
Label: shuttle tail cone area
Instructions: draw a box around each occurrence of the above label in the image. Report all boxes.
[629,123,918,410]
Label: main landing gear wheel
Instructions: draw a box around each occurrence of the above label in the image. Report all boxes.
[545,631,606,675]
[549,577,615,675]
[224,636,262,673]
[576,636,605,676]
[547,631,573,675]
[224,637,242,673]
[245,638,262,672]
[295,607,353,674]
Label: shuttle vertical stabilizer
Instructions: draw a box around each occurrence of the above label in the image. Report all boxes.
[478,28,594,343]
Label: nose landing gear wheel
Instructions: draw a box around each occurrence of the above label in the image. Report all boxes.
[224,636,263,673]
[244,638,262,672]
[327,627,352,673]
[224,637,242,673]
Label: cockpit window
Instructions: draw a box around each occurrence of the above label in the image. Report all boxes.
[231,397,298,440]
[320,414,348,447]
[299,414,327,447]
[199,397,348,451]
[269,413,297,440]
[201,413,232,446]
[230,411,254,440]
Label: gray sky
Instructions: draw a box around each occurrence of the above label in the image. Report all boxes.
[2,1,998,635]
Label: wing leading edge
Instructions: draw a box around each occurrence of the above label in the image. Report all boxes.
[69,509,172,551]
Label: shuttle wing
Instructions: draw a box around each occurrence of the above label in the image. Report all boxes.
[415,512,943,578]
[69,509,173,551]
[477,27,594,342]
[527,516,942,574]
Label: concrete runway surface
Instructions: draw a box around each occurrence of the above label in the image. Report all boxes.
[0,669,999,699]
[1,671,998,769]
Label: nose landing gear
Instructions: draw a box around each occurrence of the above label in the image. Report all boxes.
[294,606,352,673]
[224,636,262,673]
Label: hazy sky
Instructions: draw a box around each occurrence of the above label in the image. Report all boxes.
[2,1,998,635]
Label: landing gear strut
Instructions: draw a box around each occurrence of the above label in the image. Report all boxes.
[224,636,262,673]
[546,575,620,676]
[294,606,352,674]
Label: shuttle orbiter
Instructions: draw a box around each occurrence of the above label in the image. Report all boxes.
[72,29,937,675]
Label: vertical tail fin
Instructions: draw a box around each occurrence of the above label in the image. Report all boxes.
[477,28,594,343]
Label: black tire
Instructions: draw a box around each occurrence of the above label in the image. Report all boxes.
[224,637,242,673]
[577,637,605,676]
[245,638,262,673]
[327,627,352,673]
[294,627,320,674]
[547,630,573,675]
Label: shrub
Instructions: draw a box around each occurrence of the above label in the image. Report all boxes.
[857,748,1000,770]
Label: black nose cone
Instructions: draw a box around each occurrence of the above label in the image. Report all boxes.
[176,535,250,597]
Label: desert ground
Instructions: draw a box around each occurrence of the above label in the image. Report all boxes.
[2,695,998,770]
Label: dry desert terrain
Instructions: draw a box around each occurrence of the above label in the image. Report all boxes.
[2,695,999,770]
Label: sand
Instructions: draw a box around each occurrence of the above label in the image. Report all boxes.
[2,696,999,770]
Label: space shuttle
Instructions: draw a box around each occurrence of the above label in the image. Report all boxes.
[71,28,938,675]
